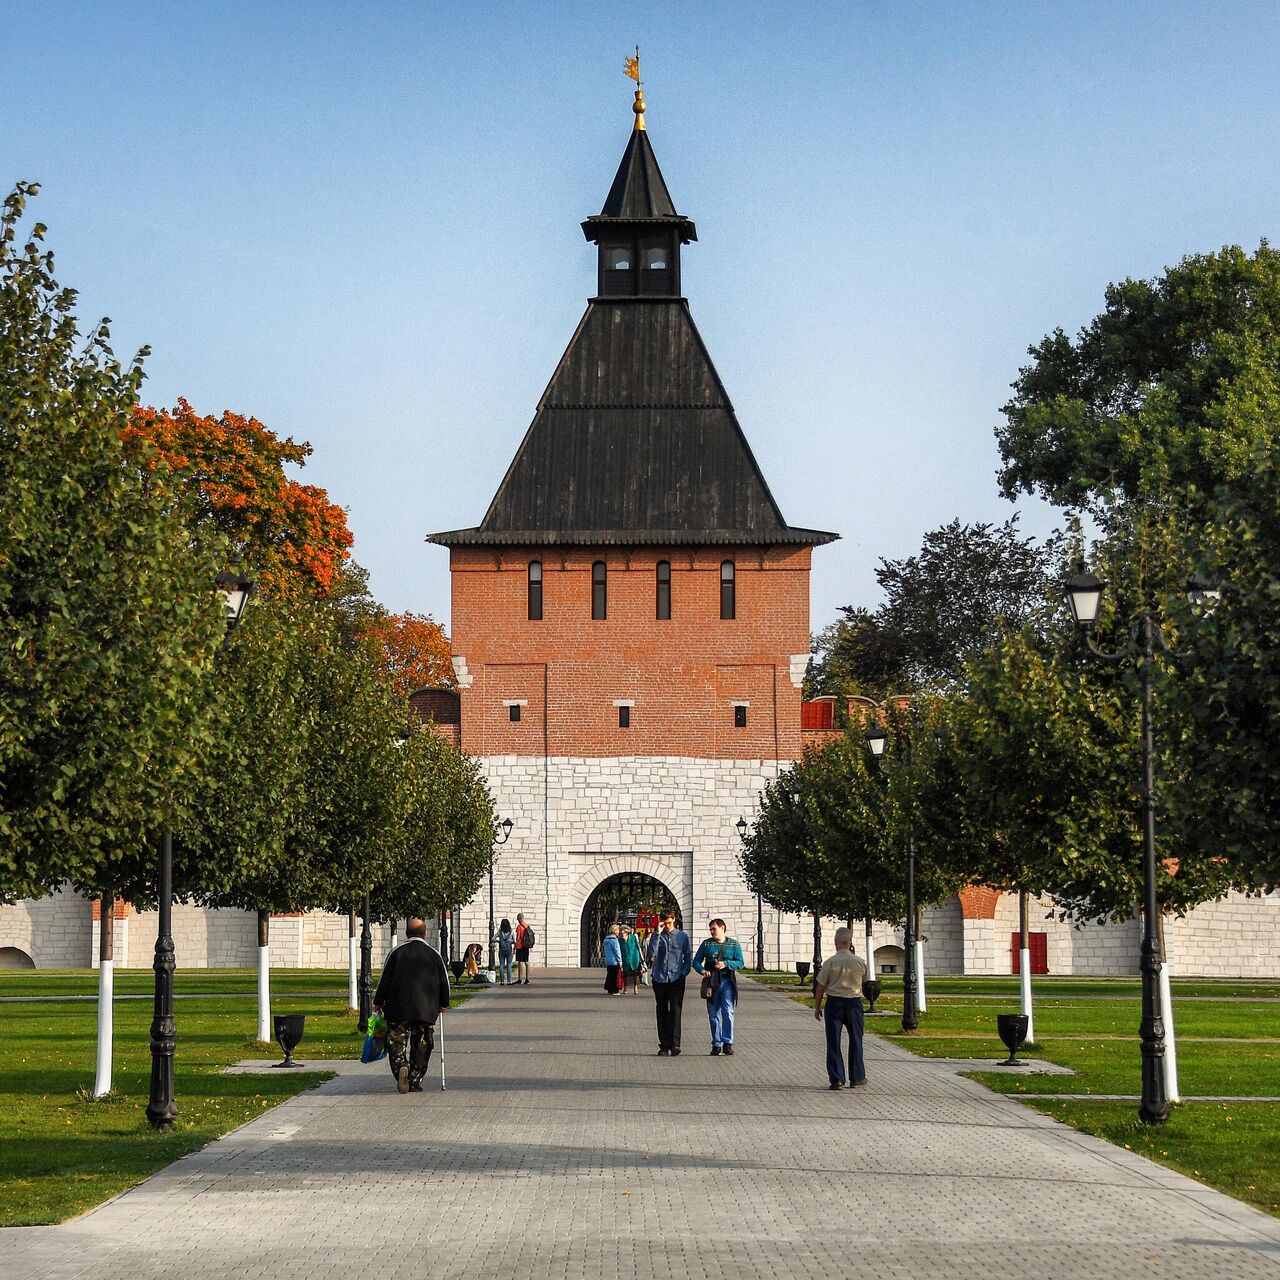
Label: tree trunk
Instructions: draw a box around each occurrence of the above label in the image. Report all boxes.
[864,916,876,980]
[1157,913,1181,1102]
[256,909,271,1043]
[92,901,114,1098]
[1019,888,1035,1044]
[914,903,927,1014]
[347,907,358,1011]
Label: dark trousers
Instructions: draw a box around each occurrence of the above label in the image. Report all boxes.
[604,964,621,993]
[653,976,686,1050]
[824,996,865,1085]
[386,1020,435,1088]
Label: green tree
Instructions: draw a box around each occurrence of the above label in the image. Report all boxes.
[0,183,226,902]
[997,242,1280,518]
[808,517,1056,698]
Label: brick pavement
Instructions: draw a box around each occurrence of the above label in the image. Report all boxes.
[5,970,1279,1280]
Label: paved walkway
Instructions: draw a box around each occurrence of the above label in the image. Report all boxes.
[6,970,1279,1280]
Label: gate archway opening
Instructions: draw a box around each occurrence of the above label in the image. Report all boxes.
[580,872,682,966]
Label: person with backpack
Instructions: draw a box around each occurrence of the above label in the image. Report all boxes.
[515,912,536,984]
[496,918,516,986]
[692,918,745,1055]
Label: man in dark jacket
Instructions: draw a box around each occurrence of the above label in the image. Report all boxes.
[373,917,451,1093]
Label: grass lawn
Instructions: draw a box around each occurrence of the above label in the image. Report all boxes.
[762,972,1280,1218]
[0,969,479,1227]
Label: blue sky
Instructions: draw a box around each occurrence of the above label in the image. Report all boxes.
[6,2,1278,632]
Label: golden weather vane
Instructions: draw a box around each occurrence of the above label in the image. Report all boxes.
[624,46,646,130]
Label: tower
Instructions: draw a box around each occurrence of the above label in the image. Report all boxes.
[430,85,836,965]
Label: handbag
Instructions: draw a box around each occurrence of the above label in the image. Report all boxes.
[700,942,724,999]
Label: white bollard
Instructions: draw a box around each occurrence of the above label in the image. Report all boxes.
[257,943,271,1043]
[348,935,358,1009]
[915,939,927,1013]
[1019,951,1035,1045]
[865,923,876,980]
[92,958,114,1098]
[1158,961,1181,1103]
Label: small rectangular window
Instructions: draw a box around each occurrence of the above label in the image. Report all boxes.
[618,705,631,729]
[592,561,607,620]
[656,560,671,620]
[641,240,668,270]
[605,245,633,271]
[720,560,736,620]
[733,705,747,729]
[528,561,543,621]
[509,704,521,723]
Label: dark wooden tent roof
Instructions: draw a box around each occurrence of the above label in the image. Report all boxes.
[429,122,836,551]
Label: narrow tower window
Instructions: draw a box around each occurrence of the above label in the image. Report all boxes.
[604,245,633,271]
[509,704,522,723]
[527,560,543,621]
[618,705,631,729]
[656,561,671,619]
[733,704,748,729]
[592,561,607,620]
[720,560,736,620]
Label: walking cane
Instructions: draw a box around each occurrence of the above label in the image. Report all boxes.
[438,1013,446,1092]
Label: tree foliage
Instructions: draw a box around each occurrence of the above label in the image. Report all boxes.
[125,398,353,597]
[0,183,226,901]
[359,610,455,700]
[997,242,1280,517]
[808,517,1055,698]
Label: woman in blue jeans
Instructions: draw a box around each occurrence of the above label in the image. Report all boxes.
[496,918,516,986]
[692,918,745,1054]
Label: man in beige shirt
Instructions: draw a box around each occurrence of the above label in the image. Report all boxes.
[813,926,868,1090]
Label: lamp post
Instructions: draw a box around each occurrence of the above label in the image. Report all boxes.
[488,817,513,971]
[358,891,373,1032]
[147,571,252,1131]
[735,817,765,972]
[1063,568,1217,1125]
[865,716,919,1033]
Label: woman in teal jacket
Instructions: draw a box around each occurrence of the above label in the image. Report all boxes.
[620,925,644,995]
[693,917,745,1055]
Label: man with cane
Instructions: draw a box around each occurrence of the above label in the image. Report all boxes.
[374,917,450,1094]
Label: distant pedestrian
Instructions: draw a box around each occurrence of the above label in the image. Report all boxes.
[496,918,516,986]
[621,925,644,995]
[603,924,623,995]
[693,918,745,1055]
[515,913,535,984]
[463,942,482,980]
[813,926,868,1090]
[645,911,692,1055]
[373,917,451,1094]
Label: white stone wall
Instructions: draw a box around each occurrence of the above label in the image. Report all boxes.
[1067,914,1142,976]
[1165,890,1280,977]
[922,898,964,975]
[0,886,90,968]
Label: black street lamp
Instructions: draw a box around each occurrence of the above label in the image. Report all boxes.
[735,817,765,972]
[358,891,373,1032]
[488,817,513,970]
[1063,568,1217,1125]
[147,571,253,1131]
[865,714,918,1033]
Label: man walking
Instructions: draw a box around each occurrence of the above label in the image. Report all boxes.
[514,912,535,985]
[813,926,868,1090]
[645,911,691,1056]
[373,917,451,1094]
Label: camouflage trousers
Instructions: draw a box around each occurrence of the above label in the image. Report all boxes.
[386,1020,435,1089]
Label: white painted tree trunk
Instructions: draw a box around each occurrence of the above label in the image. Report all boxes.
[348,936,358,1010]
[1020,952,1036,1045]
[914,939,927,1012]
[92,958,113,1097]
[257,943,271,1043]
[864,920,876,980]
[1159,959,1181,1103]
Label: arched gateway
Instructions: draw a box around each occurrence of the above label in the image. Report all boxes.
[579,872,682,966]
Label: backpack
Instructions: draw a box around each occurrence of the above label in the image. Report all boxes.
[522,924,536,948]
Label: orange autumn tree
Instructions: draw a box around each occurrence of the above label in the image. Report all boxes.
[124,398,352,596]
[359,611,455,700]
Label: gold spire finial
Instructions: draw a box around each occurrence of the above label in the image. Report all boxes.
[624,47,645,130]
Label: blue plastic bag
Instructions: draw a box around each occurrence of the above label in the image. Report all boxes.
[360,1010,387,1063]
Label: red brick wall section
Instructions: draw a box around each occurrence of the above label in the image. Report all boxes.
[959,886,1002,920]
[450,545,812,760]
[91,899,130,921]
